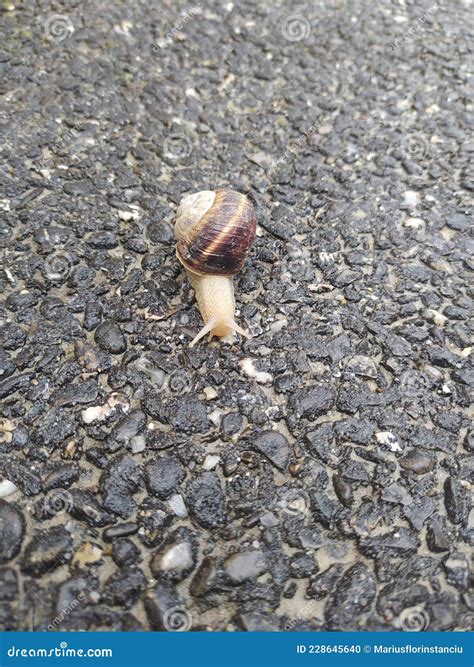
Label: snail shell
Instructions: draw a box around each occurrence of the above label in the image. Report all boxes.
[175,189,256,276]
[175,189,256,347]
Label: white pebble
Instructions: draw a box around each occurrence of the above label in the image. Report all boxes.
[203,455,220,470]
[118,209,139,221]
[167,494,188,518]
[82,405,108,424]
[427,309,447,326]
[82,394,129,424]
[376,431,402,452]
[208,409,223,426]
[159,542,193,571]
[404,191,419,207]
[203,386,218,400]
[0,479,18,498]
[269,318,288,333]
[130,435,146,454]
[240,358,273,384]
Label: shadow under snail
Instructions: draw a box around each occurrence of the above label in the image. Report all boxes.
[175,189,256,347]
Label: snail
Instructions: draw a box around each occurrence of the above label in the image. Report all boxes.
[175,189,256,347]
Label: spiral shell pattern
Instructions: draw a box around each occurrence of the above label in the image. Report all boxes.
[175,189,256,276]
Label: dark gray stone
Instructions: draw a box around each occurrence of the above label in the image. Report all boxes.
[146,455,185,499]
[100,455,142,518]
[254,430,290,470]
[185,473,225,529]
[325,563,376,630]
[0,501,25,563]
[21,527,72,576]
[290,384,335,420]
[95,321,127,354]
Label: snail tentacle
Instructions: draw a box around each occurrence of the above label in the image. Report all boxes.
[189,317,250,348]
[189,317,220,348]
[222,318,251,340]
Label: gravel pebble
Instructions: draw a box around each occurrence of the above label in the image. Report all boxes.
[100,455,142,518]
[325,563,376,630]
[254,430,290,471]
[185,473,225,530]
[21,527,72,576]
[0,500,25,562]
[290,384,335,420]
[103,566,148,607]
[95,321,127,354]
[150,527,197,582]
[146,455,185,499]
[223,550,268,584]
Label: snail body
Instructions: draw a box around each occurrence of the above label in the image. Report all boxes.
[175,189,256,347]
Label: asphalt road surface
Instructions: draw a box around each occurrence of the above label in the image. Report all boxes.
[0,0,472,632]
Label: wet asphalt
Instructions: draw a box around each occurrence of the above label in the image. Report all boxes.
[0,0,472,632]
